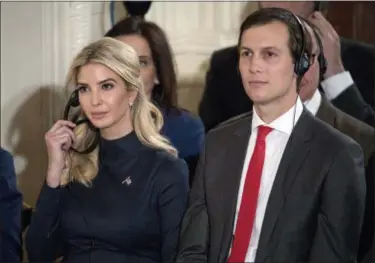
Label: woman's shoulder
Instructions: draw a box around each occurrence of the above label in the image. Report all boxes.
[163,108,205,158]
[154,150,188,173]
[151,150,189,186]
[165,108,204,130]
[0,147,12,160]
[163,108,205,140]
[0,148,14,171]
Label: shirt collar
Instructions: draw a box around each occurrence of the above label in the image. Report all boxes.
[304,89,322,116]
[251,97,304,135]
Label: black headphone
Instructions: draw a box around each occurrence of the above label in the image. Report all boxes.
[311,27,328,80]
[293,14,311,78]
[63,90,100,154]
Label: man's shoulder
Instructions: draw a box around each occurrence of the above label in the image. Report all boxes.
[311,113,362,155]
[340,37,375,57]
[334,105,375,139]
[207,112,252,139]
[333,106,375,159]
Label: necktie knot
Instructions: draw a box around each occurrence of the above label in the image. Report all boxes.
[257,125,273,143]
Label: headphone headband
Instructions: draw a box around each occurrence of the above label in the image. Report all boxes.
[311,27,328,80]
[292,14,310,78]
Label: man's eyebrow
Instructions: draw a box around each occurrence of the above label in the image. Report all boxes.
[239,46,281,51]
[239,46,251,51]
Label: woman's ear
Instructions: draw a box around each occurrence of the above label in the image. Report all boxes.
[128,90,138,106]
[154,78,160,85]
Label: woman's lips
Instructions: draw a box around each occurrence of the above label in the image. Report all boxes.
[91,112,108,120]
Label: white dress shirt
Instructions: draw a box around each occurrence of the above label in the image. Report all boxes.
[304,89,322,116]
[321,71,354,100]
[231,98,304,262]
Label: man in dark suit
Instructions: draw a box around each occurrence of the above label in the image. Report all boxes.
[301,20,375,262]
[0,147,22,262]
[199,1,375,132]
[176,8,366,263]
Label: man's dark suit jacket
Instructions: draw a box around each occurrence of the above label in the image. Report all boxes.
[199,38,375,132]
[317,97,375,262]
[176,110,366,263]
[0,148,22,263]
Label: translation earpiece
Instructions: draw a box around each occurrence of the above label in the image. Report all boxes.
[69,89,80,107]
[63,90,80,120]
[62,89,99,154]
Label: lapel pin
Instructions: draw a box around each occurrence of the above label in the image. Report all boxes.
[122,176,132,186]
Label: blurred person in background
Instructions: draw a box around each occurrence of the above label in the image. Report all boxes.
[300,18,375,263]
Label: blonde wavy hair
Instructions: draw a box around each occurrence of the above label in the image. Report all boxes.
[61,37,177,186]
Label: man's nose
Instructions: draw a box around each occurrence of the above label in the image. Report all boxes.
[248,56,263,73]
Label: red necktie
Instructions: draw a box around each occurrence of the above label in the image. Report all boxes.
[228,125,273,262]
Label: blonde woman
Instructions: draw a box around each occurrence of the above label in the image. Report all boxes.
[26,37,189,263]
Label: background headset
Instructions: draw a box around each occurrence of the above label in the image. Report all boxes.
[292,14,311,81]
[311,27,328,81]
[63,89,100,154]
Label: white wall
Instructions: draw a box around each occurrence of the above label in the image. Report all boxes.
[0,1,257,205]
[95,1,258,111]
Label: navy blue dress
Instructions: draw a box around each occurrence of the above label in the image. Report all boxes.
[26,132,189,263]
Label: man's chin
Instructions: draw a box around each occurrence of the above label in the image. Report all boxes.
[247,91,272,105]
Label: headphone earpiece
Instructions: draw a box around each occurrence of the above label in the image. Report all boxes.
[295,53,310,77]
[318,54,327,80]
[62,89,99,154]
[69,89,80,107]
[64,90,80,120]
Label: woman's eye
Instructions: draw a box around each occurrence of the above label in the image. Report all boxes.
[77,86,88,93]
[102,83,114,90]
[140,60,148,67]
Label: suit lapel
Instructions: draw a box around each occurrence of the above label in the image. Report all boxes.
[217,116,252,262]
[256,110,315,262]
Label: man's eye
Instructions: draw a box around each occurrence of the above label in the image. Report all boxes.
[241,51,250,57]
